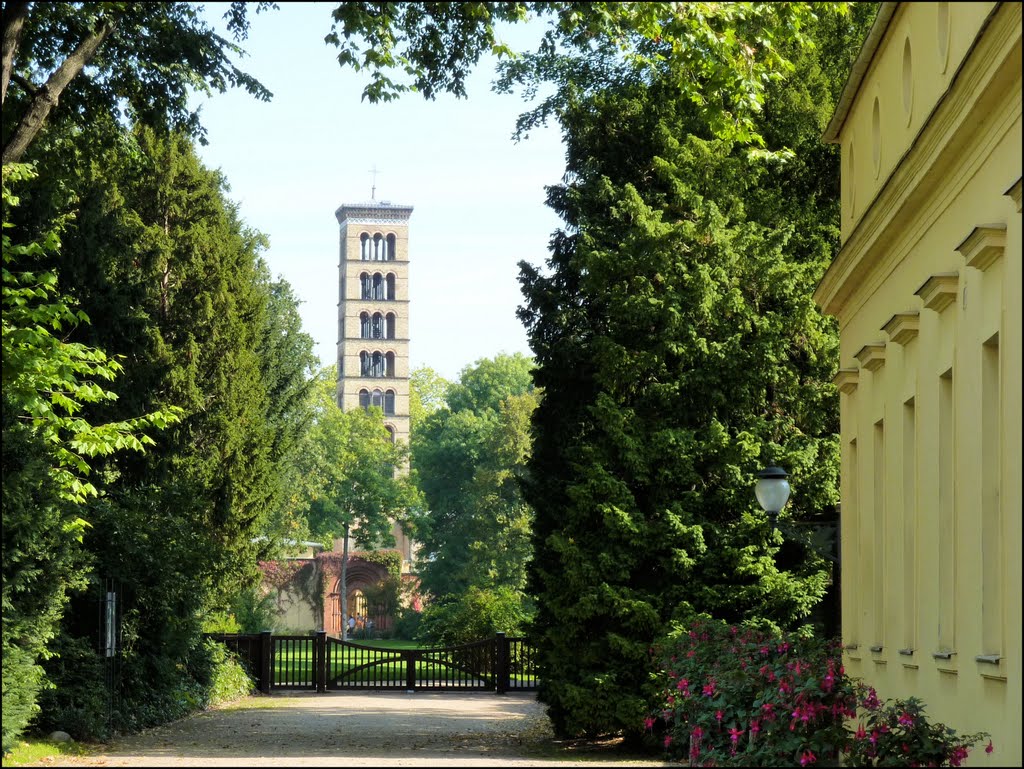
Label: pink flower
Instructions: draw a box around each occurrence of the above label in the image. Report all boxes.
[986,741,994,754]
[702,680,716,697]
[950,746,969,767]
[749,718,761,734]
[800,749,817,766]
[691,726,704,741]
[677,678,690,692]
[728,727,744,744]
[855,723,867,740]
[862,687,880,710]
[644,717,655,731]
[715,710,724,724]
[663,734,673,749]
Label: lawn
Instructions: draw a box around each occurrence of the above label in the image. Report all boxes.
[270,636,518,688]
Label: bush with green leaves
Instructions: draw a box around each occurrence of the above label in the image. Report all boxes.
[844,688,991,768]
[648,618,994,767]
[416,586,531,648]
[188,638,254,708]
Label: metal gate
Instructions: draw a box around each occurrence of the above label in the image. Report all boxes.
[206,631,538,693]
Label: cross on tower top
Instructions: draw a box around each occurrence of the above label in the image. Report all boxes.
[369,164,381,200]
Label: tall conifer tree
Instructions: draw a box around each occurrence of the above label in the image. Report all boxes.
[518,7,874,738]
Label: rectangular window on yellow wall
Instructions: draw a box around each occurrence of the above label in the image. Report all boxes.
[873,420,885,648]
[981,335,1001,657]
[902,398,917,652]
[938,369,955,652]
[845,438,859,648]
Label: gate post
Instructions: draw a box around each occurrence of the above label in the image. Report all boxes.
[495,632,508,694]
[260,630,273,694]
[405,650,418,692]
[315,630,327,693]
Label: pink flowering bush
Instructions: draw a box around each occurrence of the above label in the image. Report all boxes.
[844,687,990,767]
[647,617,856,766]
[646,618,993,767]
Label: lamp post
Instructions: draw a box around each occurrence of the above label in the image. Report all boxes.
[754,466,791,530]
[755,465,841,637]
[754,465,838,566]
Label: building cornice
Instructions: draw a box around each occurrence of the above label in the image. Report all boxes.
[336,202,414,226]
[813,2,1018,320]
[822,3,899,144]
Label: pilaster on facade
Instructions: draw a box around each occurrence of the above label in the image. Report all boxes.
[833,368,861,394]
[957,225,1006,272]
[854,343,887,372]
[914,273,959,312]
[1005,176,1022,213]
[882,312,920,345]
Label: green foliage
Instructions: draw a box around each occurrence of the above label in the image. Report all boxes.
[518,8,872,739]
[355,549,403,578]
[224,586,279,635]
[188,638,255,708]
[410,366,451,430]
[845,690,991,768]
[33,635,110,742]
[648,619,992,767]
[3,2,274,163]
[648,618,855,765]
[326,2,840,152]
[295,367,421,546]
[412,354,538,601]
[417,586,530,648]
[2,163,181,751]
[1,645,46,754]
[3,125,317,743]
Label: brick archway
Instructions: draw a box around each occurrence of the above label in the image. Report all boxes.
[325,557,390,636]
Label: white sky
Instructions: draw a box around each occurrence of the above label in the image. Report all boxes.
[192,3,566,382]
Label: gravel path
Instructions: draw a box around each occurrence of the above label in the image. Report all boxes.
[35,691,672,767]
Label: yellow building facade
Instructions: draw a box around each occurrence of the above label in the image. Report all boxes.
[814,3,1021,764]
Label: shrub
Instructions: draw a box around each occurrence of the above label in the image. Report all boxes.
[416,586,530,648]
[844,688,990,767]
[647,617,856,766]
[647,618,993,767]
[33,634,111,742]
[2,646,47,754]
[392,607,423,641]
[189,638,254,708]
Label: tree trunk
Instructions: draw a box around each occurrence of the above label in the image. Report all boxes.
[340,523,350,641]
[2,18,115,164]
[1,1,30,107]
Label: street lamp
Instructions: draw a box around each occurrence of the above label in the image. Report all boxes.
[755,465,791,529]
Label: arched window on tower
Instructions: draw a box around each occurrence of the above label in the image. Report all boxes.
[385,351,395,377]
[386,233,397,261]
[360,273,372,300]
[372,274,385,301]
[384,425,396,443]
[373,233,384,260]
[360,233,371,260]
[360,351,371,377]
[386,274,396,300]
[384,390,396,415]
[358,389,370,409]
[360,312,371,338]
[371,313,384,339]
[371,388,384,409]
[385,313,396,339]
[372,351,385,378]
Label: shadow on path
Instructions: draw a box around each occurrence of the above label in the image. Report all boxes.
[35,691,671,767]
